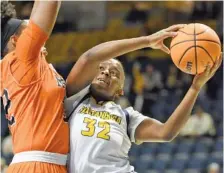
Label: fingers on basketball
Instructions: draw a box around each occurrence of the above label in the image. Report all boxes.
[211,52,223,74]
[165,24,186,32]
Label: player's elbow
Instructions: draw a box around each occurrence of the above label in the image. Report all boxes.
[160,132,176,142]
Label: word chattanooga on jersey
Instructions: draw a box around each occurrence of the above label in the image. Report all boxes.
[79,106,122,124]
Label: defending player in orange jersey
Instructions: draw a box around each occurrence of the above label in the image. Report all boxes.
[1,1,68,172]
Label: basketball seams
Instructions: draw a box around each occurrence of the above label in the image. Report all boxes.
[178,46,195,65]
[194,24,198,74]
[178,28,209,35]
[170,39,220,49]
[196,46,215,63]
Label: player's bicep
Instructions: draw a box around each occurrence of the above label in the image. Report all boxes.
[135,118,166,142]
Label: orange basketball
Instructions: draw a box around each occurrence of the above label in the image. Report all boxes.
[170,23,221,75]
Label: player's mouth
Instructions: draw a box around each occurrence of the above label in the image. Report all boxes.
[97,78,110,86]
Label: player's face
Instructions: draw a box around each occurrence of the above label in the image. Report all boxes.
[91,59,125,101]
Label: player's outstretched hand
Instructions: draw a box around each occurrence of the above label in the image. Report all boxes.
[192,52,223,91]
[147,24,186,54]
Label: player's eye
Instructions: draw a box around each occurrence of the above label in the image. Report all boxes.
[110,70,119,78]
[99,66,104,71]
[110,71,115,75]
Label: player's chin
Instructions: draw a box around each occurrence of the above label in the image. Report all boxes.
[93,79,111,89]
[92,80,110,90]
[90,83,112,100]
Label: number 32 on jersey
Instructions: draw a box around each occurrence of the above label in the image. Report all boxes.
[81,117,110,140]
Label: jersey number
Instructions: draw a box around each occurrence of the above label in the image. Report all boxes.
[81,117,110,140]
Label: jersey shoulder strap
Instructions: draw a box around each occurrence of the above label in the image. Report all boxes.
[122,109,130,138]
[65,93,91,122]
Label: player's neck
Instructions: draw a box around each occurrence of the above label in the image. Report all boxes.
[90,95,110,105]
[90,86,114,104]
[90,92,114,106]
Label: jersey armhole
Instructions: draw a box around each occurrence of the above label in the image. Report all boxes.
[123,109,130,139]
[65,93,91,122]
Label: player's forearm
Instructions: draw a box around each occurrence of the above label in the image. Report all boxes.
[31,0,61,36]
[83,36,149,63]
[161,86,200,141]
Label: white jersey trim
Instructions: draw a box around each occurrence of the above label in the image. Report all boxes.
[11,151,68,166]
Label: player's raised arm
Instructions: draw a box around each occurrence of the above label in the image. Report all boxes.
[30,0,61,36]
[134,53,223,142]
[15,0,61,62]
[66,24,185,97]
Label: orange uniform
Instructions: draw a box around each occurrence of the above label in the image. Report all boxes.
[0,20,69,172]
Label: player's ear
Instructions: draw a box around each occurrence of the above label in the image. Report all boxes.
[9,35,19,48]
[117,88,124,96]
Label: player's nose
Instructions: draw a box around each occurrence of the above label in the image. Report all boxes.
[101,69,110,77]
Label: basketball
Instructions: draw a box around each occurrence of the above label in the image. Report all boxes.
[170,23,221,75]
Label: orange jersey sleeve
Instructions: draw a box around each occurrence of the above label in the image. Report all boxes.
[16,20,48,62]
[9,20,49,85]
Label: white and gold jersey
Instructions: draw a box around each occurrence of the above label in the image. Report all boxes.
[65,87,149,173]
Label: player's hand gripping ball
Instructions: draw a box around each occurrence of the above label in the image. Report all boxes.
[170,23,221,75]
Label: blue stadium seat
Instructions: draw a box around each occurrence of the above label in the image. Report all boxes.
[135,154,154,171]
[169,158,188,170]
[198,137,214,148]
[156,153,171,159]
[194,142,210,153]
[193,153,208,160]
[187,156,206,169]
[151,161,168,171]
[129,144,141,157]
[217,124,223,137]
[140,143,157,156]
[174,153,189,160]
[135,163,148,173]
[206,152,223,166]
[183,169,201,173]
[164,169,179,173]
[144,169,161,173]
[213,138,223,152]
[151,155,170,171]
[157,142,176,154]
[175,141,194,153]
[129,156,136,165]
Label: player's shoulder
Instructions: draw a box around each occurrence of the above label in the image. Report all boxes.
[124,106,136,114]
[0,53,14,74]
[123,107,144,118]
[110,105,137,117]
[64,86,90,112]
[1,51,16,63]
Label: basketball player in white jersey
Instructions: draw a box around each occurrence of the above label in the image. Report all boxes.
[65,24,222,173]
